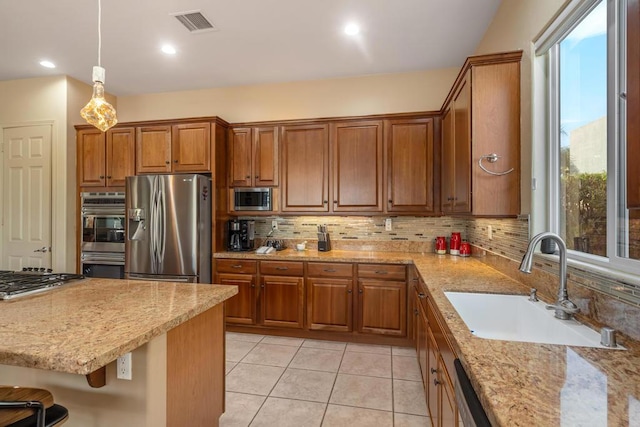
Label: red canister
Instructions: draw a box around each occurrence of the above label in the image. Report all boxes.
[460,241,471,257]
[450,232,461,255]
[435,236,447,254]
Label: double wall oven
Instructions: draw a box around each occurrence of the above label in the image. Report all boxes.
[80,192,125,278]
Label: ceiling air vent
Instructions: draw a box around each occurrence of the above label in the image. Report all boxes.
[171,10,217,33]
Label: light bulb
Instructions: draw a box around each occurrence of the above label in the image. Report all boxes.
[80,66,117,132]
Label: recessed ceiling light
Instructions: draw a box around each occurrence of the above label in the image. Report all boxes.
[344,23,360,36]
[161,44,177,55]
[39,60,56,69]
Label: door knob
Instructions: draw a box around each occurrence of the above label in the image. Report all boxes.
[33,246,49,253]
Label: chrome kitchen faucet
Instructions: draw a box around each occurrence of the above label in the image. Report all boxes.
[519,232,580,320]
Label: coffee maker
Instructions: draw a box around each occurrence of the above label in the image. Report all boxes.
[227,219,255,251]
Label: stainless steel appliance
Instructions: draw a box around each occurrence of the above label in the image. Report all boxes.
[454,359,491,427]
[233,188,272,211]
[0,269,84,300]
[125,174,211,283]
[227,219,255,251]
[80,192,126,278]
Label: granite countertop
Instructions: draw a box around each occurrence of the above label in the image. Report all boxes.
[215,249,640,426]
[0,278,237,375]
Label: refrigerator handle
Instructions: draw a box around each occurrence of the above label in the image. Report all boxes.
[158,178,166,264]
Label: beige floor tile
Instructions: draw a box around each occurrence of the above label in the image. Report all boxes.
[261,336,305,347]
[289,347,344,372]
[302,339,347,351]
[339,351,392,378]
[393,413,431,427]
[227,340,258,362]
[393,379,428,416]
[226,361,238,374]
[250,397,326,427]
[219,392,266,427]
[392,346,417,357]
[329,374,393,411]
[241,343,299,367]
[392,355,422,381]
[322,404,393,427]
[346,342,391,355]
[226,332,265,343]
[225,363,284,395]
[271,368,336,403]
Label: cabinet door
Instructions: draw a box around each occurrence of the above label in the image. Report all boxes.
[332,120,383,212]
[426,328,439,422]
[217,273,257,325]
[281,124,329,212]
[106,127,135,187]
[229,127,253,187]
[136,125,172,174]
[259,275,304,328]
[77,128,106,187]
[357,279,406,336]
[453,76,471,213]
[416,290,428,387]
[440,363,458,427]
[441,108,455,213]
[254,126,279,187]
[172,123,210,172]
[306,277,353,332]
[629,0,640,208]
[386,118,435,213]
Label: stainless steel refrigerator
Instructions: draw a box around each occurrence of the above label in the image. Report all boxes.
[125,174,211,283]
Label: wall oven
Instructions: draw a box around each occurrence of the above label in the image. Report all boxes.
[80,192,125,278]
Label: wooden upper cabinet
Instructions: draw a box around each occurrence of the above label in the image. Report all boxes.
[440,108,455,213]
[281,124,329,212]
[229,126,278,187]
[332,120,383,212]
[78,127,134,187]
[78,128,106,187]
[106,127,135,186]
[172,123,210,172]
[628,0,640,208]
[385,118,435,213]
[453,75,471,213]
[136,125,172,174]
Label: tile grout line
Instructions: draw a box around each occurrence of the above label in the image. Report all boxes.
[319,341,348,426]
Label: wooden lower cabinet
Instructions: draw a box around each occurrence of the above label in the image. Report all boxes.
[307,277,353,332]
[357,278,406,336]
[217,273,256,325]
[260,274,305,329]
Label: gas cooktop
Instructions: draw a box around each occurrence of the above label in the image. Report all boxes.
[0,269,85,300]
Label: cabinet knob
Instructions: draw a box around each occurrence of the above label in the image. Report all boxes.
[99,175,105,179]
[275,266,289,271]
[261,285,265,288]
[165,161,170,164]
[246,175,250,179]
[418,293,426,299]
[251,284,255,288]
[107,175,112,179]
[414,309,419,315]
[430,368,437,374]
[359,289,363,294]
[347,289,352,294]
[374,270,388,275]
[433,379,441,386]
[231,265,242,269]
[323,200,328,204]
[255,175,259,179]
[388,200,393,204]
[174,160,178,163]
[333,200,337,204]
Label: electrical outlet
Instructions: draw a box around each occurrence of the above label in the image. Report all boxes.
[385,218,392,231]
[487,225,493,240]
[271,220,278,231]
[117,352,132,380]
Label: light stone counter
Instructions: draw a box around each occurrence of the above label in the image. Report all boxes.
[0,278,237,375]
[215,249,640,426]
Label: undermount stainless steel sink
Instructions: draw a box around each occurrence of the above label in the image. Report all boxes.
[444,292,625,349]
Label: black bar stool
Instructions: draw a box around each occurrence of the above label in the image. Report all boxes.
[0,386,68,427]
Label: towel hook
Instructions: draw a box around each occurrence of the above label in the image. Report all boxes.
[478,153,514,176]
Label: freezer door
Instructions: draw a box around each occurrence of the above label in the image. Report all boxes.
[126,272,197,283]
[126,175,153,275]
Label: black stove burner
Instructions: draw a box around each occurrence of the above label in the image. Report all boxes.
[0,270,84,300]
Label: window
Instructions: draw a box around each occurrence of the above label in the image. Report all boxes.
[534,0,639,274]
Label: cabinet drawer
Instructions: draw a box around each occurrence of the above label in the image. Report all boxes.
[215,259,257,274]
[357,264,406,281]
[307,262,353,278]
[260,261,304,276]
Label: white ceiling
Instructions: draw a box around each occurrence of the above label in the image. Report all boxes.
[0,0,502,96]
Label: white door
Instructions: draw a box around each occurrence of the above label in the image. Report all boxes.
[1,125,52,271]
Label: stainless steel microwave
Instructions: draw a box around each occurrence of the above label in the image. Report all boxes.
[234,188,272,211]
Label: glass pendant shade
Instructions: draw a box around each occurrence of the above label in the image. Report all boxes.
[81,71,117,132]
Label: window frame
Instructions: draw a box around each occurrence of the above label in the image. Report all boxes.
[533,0,640,276]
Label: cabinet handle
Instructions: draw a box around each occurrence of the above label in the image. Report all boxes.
[261,285,265,288]
[347,289,353,294]
[99,175,105,179]
[359,289,363,294]
[107,175,112,179]
[174,160,178,163]
[418,293,426,299]
[275,266,289,271]
[255,175,259,179]
[414,309,419,315]
[165,161,170,164]
[433,379,441,386]
[374,270,388,275]
[323,269,337,272]
[251,284,255,288]
[388,200,393,204]
[231,265,243,269]
[333,200,337,204]
[412,278,418,282]
[246,175,250,179]
[430,368,437,374]
[323,200,328,204]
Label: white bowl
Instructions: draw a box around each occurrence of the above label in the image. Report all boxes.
[295,244,306,251]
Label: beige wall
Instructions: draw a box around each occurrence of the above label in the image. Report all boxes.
[0,76,72,271]
[116,68,460,123]
[473,0,568,214]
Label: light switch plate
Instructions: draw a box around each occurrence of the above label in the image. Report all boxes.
[385,218,392,231]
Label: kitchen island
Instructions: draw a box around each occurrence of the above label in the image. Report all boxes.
[215,249,640,426]
[0,277,237,427]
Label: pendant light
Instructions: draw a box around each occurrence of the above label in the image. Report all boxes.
[81,0,117,132]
